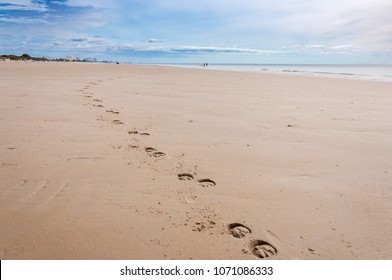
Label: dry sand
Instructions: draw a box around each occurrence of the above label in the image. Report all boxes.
[0,61,391,260]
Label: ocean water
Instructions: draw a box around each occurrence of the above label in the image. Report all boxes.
[159,64,392,82]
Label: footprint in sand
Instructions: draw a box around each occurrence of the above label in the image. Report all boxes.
[106,109,120,114]
[145,147,157,153]
[250,240,277,259]
[145,148,165,158]
[228,223,252,238]
[127,145,139,150]
[197,178,216,187]
[152,151,165,158]
[112,120,124,125]
[128,130,138,135]
[178,173,194,181]
[128,130,150,136]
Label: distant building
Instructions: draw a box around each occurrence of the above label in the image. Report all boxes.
[66,55,77,61]
[83,57,97,62]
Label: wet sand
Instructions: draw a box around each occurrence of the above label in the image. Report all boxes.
[1,61,391,259]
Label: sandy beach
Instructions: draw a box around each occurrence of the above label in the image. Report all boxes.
[0,61,391,260]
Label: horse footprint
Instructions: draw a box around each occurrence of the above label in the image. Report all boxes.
[197,178,216,187]
[145,147,157,153]
[152,152,165,158]
[106,109,120,114]
[251,240,277,259]
[178,173,194,181]
[112,120,124,125]
[228,223,252,238]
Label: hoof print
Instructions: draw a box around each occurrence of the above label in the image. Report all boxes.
[128,145,139,149]
[153,152,165,158]
[178,173,194,181]
[197,178,216,187]
[251,240,277,259]
[145,147,157,153]
[128,130,138,135]
[228,223,252,238]
[112,120,124,125]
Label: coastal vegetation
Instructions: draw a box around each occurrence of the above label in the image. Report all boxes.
[0,54,114,63]
[0,54,51,61]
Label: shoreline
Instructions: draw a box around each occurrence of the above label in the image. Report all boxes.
[149,63,392,82]
[2,60,391,82]
[1,62,391,259]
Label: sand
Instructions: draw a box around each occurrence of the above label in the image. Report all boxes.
[0,61,391,260]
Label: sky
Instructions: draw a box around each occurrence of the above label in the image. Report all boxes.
[0,0,391,63]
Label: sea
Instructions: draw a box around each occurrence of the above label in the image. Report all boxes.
[156,64,392,82]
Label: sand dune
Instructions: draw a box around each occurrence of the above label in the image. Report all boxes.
[0,62,391,259]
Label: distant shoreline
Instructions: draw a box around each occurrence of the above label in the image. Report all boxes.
[152,63,392,82]
[2,58,391,82]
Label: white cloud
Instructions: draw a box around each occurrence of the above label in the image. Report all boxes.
[53,41,289,55]
[59,34,107,46]
[330,45,352,50]
[64,0,114,8]
[1,0,390,62]
[0,0,36,5]
[118,44,165,52]
[154,0,392,52]
[171,46,288,55]
[305,45,325,49]
[0,0,47,11]
[0,15,47,23]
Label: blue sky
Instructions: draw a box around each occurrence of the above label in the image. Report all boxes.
[0,0,391,63]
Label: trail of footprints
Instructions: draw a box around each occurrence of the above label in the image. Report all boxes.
[177,173,216,188]
[77,78,278,259]
[228,223,277,258]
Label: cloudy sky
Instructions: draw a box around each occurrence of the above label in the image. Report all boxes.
[0,0,391,63]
